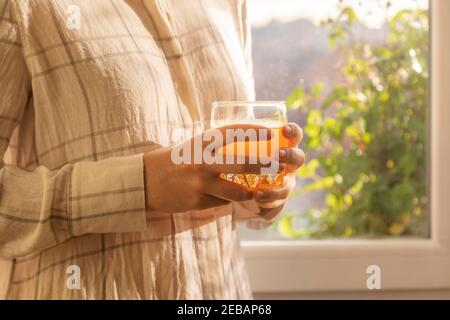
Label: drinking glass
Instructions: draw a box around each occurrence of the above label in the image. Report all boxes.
[210,101,289,189]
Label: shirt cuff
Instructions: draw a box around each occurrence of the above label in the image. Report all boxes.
[68,154,147,235]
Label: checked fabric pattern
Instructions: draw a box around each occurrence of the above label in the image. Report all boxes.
[0,0,258,299]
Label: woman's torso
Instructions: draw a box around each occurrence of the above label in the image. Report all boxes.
[0,0,254,299]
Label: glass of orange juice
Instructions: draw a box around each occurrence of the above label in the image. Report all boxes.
[210,101,289,189]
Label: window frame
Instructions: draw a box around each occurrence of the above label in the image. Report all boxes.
[242,0,450,294]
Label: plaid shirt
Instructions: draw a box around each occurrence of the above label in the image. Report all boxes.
[0,0,260,299]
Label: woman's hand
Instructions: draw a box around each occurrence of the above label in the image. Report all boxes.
[143,125,280,213]
[253,123,305,221]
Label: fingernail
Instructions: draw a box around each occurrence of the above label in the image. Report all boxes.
[284,124,293,136]
[279,149,287,161]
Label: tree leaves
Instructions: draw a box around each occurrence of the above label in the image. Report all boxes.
[286,87,306,110]
[279,4,429,239]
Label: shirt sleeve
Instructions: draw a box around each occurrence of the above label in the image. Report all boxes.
[0,2,147,259]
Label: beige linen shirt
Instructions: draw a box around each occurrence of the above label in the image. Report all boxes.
[0,0,264,299]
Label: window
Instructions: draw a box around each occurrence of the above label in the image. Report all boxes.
[242,0,450,294]
[240,0,430,240]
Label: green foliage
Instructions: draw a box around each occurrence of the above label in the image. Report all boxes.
[280,3,429,239]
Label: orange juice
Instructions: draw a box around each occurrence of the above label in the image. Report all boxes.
[212,123,291,189]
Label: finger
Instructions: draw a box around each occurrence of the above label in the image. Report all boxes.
[207,160,285,175]
[203,178,254,202]
[279,148,306,173]
[254,174,296,204]
[254,185,291,203]
[259,205,284,220]
[256,199,286,210]
[282,123,303,146]
[202,124,274,149]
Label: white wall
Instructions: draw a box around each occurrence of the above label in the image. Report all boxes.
[255,289,450,300]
